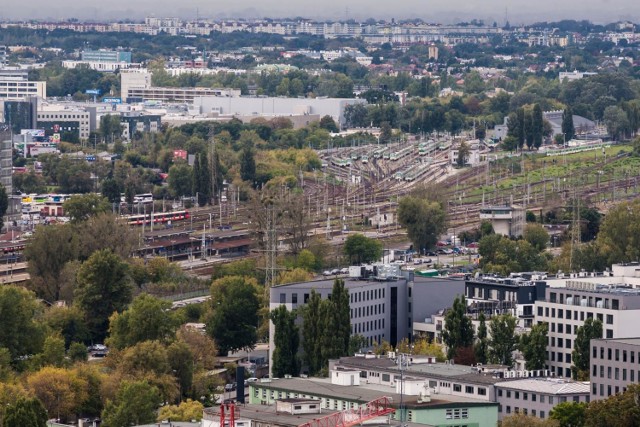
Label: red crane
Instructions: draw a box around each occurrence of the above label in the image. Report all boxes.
[297,396,395,427]
[219,402,238,426]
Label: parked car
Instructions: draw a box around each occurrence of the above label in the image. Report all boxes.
[322,270,332,276]
[225,383,236,392]
[413,258,423,265]
[331,268,340,275]
[340,267,349,274]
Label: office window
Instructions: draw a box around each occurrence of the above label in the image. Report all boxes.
[607,329,614,339]
[566,353,571,363]
[566,339,572,348]
[608,366,612,379]
[478,387,486,396]
[498,389,503,397]
[540,395,545,403]
[607,314,614,324]
[515,392,520,399]
[507,390,511,398]
[593,364,598,376]
[453,384,462,392]
[624,350,628,363]
[292,293,298,304]
[506,406,511,414]
[633,351,635,364]
[593,383,597,395]
[558,309,563,318]
[616,349,620,361]
[593,346,598,358]
[600,365,604,378]
[549,396,554,404]
[632,370,635,382]
[538,307,543,316]
[524,393,528,401]
[623,369,627,381]
[615,368,619,380]
[600,346,604,359]
[465,386,474,394]
[541,411,545,419]
[532,393,537,402]
[279,293,286,304]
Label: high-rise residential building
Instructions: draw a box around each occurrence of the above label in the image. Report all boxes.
[0,70,46,100]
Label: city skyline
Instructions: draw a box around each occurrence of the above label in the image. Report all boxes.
[1,0,637,25]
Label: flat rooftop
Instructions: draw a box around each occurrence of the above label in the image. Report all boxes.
[204,403,340,426]
[592,337,640,346]
[271,277,407,290]
[495,378,590,395]
[337,356,503,385]
[251,377,496,409]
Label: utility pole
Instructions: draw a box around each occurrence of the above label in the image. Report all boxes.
[208,125,217,205]
[265,204,278,289]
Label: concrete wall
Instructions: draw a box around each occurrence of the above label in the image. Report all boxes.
[591,338,640,400]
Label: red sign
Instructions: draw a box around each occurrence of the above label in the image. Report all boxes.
[53,124,60,133]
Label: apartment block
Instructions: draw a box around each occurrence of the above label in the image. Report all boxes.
[0,70,46,100]
[535,281,640,378]
[590,337,640,400]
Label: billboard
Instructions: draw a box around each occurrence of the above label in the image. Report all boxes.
[51,133,61,143]
[85,89,101,95]
[102,97,122,104]
[20,129,45,137]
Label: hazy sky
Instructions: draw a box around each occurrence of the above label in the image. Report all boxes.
[1,0,637,24]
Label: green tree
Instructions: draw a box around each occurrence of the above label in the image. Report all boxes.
[302,289,322,375]
[101,178,122,204]
[168,163,193,198]
[398,196,447,253]
[240,146,256,183]
[562,106,575,142]
[343,233,383,264]
[100,114,123,143]
[488,314,518,366]
[101,380,161,427]
[596,199,640,265]
[457,141,470,167]
[206,276,260,355]
[43,306,90,349]
[319,279,351,366]
[24,223,78,301]
[379,121,392,143]
[319,115,339,132]
[63,194,110,223]
[524,223,550,251]
[519,322,549,370]
[40,335,66,367]
[584,383,640,426]
[270,305,300,377]
[349,335,368,355]
[603,105,630,141]
[74,249,133,341]
[68,342,88,363]
[0,286,45,360]
[107,294,177,350]
[192,153,211,206]
[3,397,48,427]
[167,341,194,400]
[474,312,488,364]
[442,295,474,360]
[0,184,8,232]
[549,401,587,427]
[571,318,602,380]
[532,104,544,149]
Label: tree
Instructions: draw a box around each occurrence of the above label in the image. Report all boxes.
[99,114,123,143]
[596,200,640,264]
[107,294,177,350]
[519,322,549,370]
[3,397,48,427]
[488,314,518,366]
[40,335,66,367]
[457,141,470,167]
[379,121,392,143]
[603,105,630,141]
[240,146,257,183]
[319,115,339,132]
[168,163,193,198]
[550,401,587,427]
[585,383,640,426]
[101,380,161,427]
[320,279,351,365]
[302,289,323,375]
[524,223,550,252]
[343,233,383,264]
[24,224,78,302]
[0,286,45,360]
[206,276,260,355]
[349,335,368,355]
[176,325,217,371]
[571,318,602,380]
[270,305,300,377]
[192,153,211,206]
[101,178,122,204]
[74,249,133,341]
[43,306,89,349]
[398,196,447,253]
[501,412,559,427]
[157,399,204,422]
[26,367,88,422]
[442,295,474,360]
[77,213,137,260]
[474,312,488,364]
[532,104,544,148]
[167,341,194,400]
[63,194,111,223]
[562,106,575,142]
[0,184,7,232]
